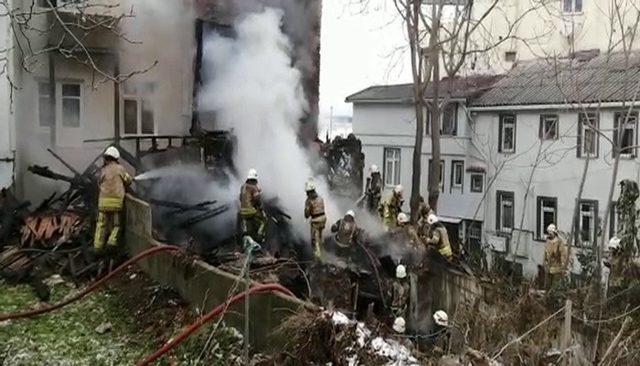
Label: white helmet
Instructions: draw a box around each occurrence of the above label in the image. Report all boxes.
[104,146,120,160]
[397,212,409,224]
[370,164,380,173]
[608,236,621,251]
[247,168,258,180]
[433,310,449,326]
[393,317,406,333]
[547,223,557,235]
[394,185,403,195]
[345,210,355,218]
[427,214,439,225]
[305,179,316,192]
[396,264,407,279]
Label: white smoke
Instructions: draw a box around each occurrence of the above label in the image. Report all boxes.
[199,8,339,238]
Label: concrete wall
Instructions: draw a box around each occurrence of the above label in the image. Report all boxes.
[0,8,14,190]
[473,108,640,276]
[124,195,308,352]
[352,102,486,220]
[468,0,640,73]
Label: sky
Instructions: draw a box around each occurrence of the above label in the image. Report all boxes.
[318,0,412,121]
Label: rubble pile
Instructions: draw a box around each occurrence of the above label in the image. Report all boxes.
[264,310,420,365]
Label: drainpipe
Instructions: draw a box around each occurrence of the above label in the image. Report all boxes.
[113,55,120,144]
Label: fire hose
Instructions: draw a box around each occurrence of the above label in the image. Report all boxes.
[136,283,296,366]
[0,245,183,321]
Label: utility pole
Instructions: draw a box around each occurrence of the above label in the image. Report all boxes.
[329,106,333,140]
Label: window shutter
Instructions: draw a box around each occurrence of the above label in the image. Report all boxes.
[539,115,543,139]
[536,197,541,239]
[573,199,580,246]
[498,117,503,153]
[496,193,501,231]
[613,114,619,158]
[577,116,582,157]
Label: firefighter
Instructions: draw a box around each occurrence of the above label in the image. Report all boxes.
[389,264,410,319]
[424,214,453,261]
[94,146,133,254]
[416,196,434,237]
[331,210,361,247]
[543,223,568,290]
[304,179,326,258]
[427,310,464,354]
[379,185,404,231]
[366,164,383,213]
[395,212,422,247]
[239,168,266,243]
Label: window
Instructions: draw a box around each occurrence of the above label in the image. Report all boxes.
[470,173,484,193]
[539,114,559,140]
[38,82,52,127]
[577,112,599,158]
[614,111,638,157]
[61,84,81,127]
[499,114,516,153]
[424,104,457,136]
[37,81,82,128]
[536,197,557,240]
[496,191,514,232]
[563,0,583,13]
[122,82,155,135]
[504,51,517,62]
[577,200,598,247]
[383,148,401,187]
[441,103,458,136]
[429,159,445,192]
[451,160,464,191]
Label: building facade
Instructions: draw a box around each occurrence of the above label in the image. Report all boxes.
[348,50,640,277]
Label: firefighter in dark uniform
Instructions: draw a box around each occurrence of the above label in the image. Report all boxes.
[239,168,266,243]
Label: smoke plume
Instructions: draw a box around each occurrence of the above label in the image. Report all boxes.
[199,8,338,239]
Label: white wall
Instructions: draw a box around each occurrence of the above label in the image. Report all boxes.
[0,9,14,189]
[473,108,640,276]
[468,0,640,74]
[352,102,486,220]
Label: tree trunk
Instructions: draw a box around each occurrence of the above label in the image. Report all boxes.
[427,8,441,212]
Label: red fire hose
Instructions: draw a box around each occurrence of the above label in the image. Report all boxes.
[0,245,183,322]
[137,283,296,366]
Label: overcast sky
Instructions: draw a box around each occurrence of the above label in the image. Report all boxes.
[318,0,412,118]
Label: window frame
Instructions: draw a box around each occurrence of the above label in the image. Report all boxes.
[37,82,52,128]
[539,114,559,140]
[429,159,445,192]
[496,190,515,233]
[36,80,83,130]
[383,147,401,188]
[470,173,484,193]
[498,114,516,154]
[450,160,464,192]
[613,111,638,157]
[563,0,583,13]
[575,199,598,248]
[120,82,156,136]
[60,83,82,128]
[441,103,458,136]
[577,112,599,158]
[536,196,558,241]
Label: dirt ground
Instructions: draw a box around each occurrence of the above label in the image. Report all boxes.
[0,269,244,365]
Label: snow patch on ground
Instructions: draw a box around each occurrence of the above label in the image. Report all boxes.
[328,311,419,366]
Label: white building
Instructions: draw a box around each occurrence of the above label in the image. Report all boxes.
[469,0,640,73]
[0,0,322,203]
[348,50,640,277]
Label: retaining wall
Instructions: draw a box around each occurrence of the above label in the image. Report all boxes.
[124,194,308,352]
